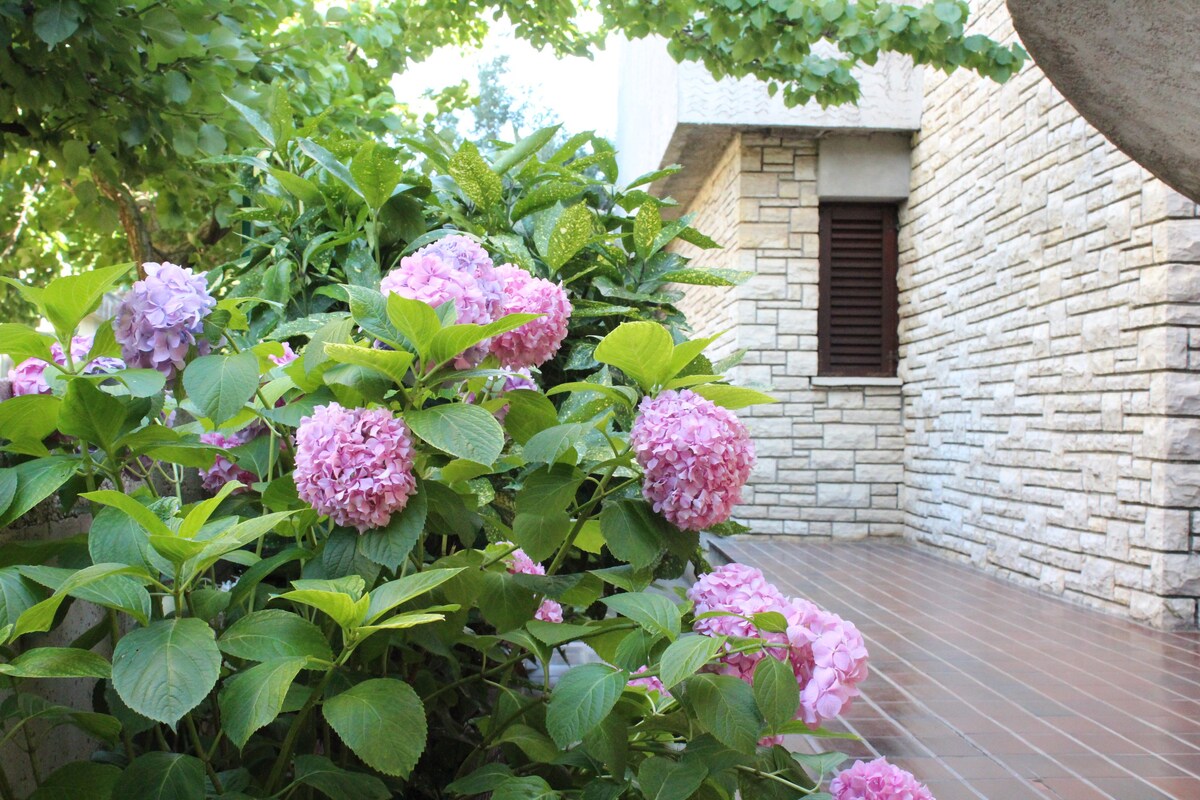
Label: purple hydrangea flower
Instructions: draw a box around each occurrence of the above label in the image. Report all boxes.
[8,357,52,397]
[419,234,505,314]
[830,758,934,800]
[199,431,257,494]
[489,264,572,369]
[113,262,216,377]
[8,334,124,396]
[293,403,418,532]
[630,389,755,531]
[466,368,537,422]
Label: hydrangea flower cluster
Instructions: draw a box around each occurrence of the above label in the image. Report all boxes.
[830,758,934,800]
[783,595,870,726]
[8,334,124,397]
[8,357,54,397]
[503,545,563,624]
[495,369,537,395]
[293,403,418,532]
[689,562,788,676]
[467,369,537,422]
[488,264,572,369]
[628,667,668,696]
[630,389,755,531]
[114,262,216,377]
[687,563,869,728]
[270,342,298,367]
[381,235,503,367]
[198,431,257,494]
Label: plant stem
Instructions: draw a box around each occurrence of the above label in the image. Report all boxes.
[0,759,17,800]
[479,695,545,750]
[106,609,137,761]
[19,725,40,785]
[79,447,99,494]
[185,713,223,794]
[546,457,625,575]
[265,658,342,793]
[422,652,527,703]
[479,543,521,569]
[223,333,296,465]
[733,765,816,794]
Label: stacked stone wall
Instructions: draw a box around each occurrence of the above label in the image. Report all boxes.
[899,0,1200,627]
[675,131,905,537]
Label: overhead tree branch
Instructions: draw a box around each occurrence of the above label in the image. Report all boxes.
[95,178,154,278]
[0,121,32,137]
[94,177,231,274]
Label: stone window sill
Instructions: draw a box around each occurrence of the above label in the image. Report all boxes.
[811,376,903,388]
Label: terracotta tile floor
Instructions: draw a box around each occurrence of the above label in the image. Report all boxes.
[714,539,1200,800]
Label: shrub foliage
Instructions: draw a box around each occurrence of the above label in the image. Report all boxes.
[0,122,900,800]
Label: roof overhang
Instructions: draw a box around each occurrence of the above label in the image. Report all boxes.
[615,38,924,210]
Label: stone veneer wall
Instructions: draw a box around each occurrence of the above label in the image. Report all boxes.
[899,0,1200,627]
[675,131,905,537]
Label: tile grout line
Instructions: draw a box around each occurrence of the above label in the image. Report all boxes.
[731,541,1183,800]
[852,540,1200,729]
[799,543,1200,785]
[891,542,1200,665]
[727,543,1115,796]
[747,542,1153,799]
[891,541,1200,674]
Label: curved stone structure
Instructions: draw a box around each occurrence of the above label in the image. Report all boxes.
[1007,0,1200,202]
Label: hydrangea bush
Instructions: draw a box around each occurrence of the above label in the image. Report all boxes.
[0,125,932,800]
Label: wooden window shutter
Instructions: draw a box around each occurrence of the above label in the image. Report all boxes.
[818,203,899,377]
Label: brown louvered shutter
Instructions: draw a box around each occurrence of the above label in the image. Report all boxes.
[818,203,899,376]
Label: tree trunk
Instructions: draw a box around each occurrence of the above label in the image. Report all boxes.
[95,178,153,279]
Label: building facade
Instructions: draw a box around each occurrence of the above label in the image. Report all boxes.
[616,0,1200,628]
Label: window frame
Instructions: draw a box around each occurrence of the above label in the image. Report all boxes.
[817,202,900,378]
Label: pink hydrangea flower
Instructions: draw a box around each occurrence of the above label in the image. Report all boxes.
[630,389,755,531]
[688,563,869,728]
[534,598,563,623]
[293,403,418,532]
[780,597,869,726]
[8,357,53,397]
[420,235,505,309]
[380,235,503,367]
[114,262,216,377]
[199,431,256,494]
[8,334,124,396]
[502,544,564,623]
[488,264,572,369]
[629,667,669,696]
[830,758,934,800]
[688,563,788,679]
[270,342,298,366]
[506,546,541,576]
[466,369,537,422]
[689,563,787,640]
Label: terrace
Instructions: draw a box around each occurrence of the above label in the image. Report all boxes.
[716,539,1200,800]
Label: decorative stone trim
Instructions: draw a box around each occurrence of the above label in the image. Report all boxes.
[811,377,903,388]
